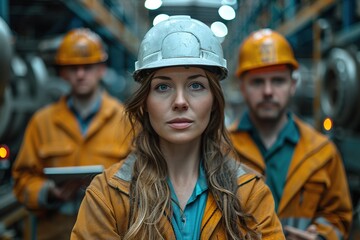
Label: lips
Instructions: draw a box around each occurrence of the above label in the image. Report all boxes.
[167,118,193,129]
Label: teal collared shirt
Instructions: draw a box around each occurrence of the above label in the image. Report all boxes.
[67,96,101,136]
[167,162,208,240]
[238,111,299,211]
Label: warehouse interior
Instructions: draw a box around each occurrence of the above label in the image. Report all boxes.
[1,0,360,239]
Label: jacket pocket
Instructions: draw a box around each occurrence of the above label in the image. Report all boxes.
[93,144,130,159]
[39,143,74,159]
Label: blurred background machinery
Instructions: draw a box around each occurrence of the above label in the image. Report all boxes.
[1,0,360,239]
[223,1,360,238]
[0,1,149,238]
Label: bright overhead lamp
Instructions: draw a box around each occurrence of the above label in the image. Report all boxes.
[221,0,237,5]
[218,5,236,20]
[145,0,163,10]
[153,14,169,26]
[211,21,228,38]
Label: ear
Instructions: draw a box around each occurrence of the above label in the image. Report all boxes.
[239,78,246,94]
[142,103,148,112]
[58,68,68,81]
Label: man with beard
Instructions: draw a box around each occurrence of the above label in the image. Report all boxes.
[12,28,132,240]
[229,29,352,240]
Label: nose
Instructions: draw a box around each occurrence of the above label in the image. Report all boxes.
[172,90,189,111]
[263,80,273,96]
[74,66,86,78]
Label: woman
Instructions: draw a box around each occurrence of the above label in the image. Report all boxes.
[71,16,284,240]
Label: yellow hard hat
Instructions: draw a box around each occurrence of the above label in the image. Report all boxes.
[235,29,299,77]
[55,28,108,66]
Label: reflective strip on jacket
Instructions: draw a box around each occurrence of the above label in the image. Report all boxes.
[12,92,133,211]
[71,155,285,239]
[229,115,353,240]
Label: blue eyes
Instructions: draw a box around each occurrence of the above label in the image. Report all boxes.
[156,84,169,92]
[155,82,205,92]
[189,82,203,90]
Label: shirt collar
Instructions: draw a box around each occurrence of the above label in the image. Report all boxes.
[280,113,299,144]
[67,93,102,120]
[237,111,253,131]
[196,161,208,193]
[238,111,299,144]
[167,160,208,203]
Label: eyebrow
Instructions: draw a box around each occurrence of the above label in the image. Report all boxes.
[152,76,171,80]
[152,74,206,80]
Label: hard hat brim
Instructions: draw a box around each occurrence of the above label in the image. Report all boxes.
[134,58,228,82]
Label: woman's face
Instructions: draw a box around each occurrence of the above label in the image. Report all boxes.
[146,66,214,146]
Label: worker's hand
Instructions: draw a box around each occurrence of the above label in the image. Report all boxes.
[48,180,85,203]
[284,225,319,240]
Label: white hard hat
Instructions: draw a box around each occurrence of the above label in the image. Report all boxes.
[133,15,228,81]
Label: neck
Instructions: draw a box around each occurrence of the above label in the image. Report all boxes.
[161,140,201,181]
[161,139,201,210]
[250,113,288,149]
[71,89,101,118]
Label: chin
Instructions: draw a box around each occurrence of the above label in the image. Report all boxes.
[161,134,202,145]
[74,91,93,98]
[257,112,280,121]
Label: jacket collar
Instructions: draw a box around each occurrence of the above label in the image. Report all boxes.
[278,116,332,213]
[106,154,257,237]
[53,92,118,141]
[288,115,330,174]
[230,114,331,171]
[230,114,333,214]
[109,155,250,190]
[114,154,135,182]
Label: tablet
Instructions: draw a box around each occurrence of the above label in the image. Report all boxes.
[43,165,104,184]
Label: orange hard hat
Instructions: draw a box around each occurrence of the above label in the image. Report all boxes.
[235,28,299,77]
[55,28,108,66]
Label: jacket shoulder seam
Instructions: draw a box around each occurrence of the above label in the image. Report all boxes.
[87,184,114,215]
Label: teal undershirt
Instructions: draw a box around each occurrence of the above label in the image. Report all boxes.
[238,111,299,211]
[67,96,101,136]
[167,162,208,240]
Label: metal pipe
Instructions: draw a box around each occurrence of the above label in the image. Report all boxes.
[312,19,331,131]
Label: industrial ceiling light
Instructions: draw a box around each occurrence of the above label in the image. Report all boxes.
[221,0,237,5]
[211,21,228,38]
[153,14,169,25]
[218,5,236,20]
[145,0,163,10]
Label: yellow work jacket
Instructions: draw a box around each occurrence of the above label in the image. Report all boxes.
[71,155,285,240]
[229,115,353,240]
[12,92,133,211]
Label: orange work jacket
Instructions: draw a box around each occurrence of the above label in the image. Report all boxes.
[229,115,352,240]
[71,155,285,240]
[12,92,133,211]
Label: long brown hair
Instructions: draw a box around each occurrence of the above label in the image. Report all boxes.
[124,68,260,239]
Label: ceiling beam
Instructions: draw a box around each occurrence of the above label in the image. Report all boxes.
[276,0,335,36]
[62,0,140,55]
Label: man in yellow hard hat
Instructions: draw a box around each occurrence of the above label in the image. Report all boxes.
[229,29,352,240]
[12,28,133,240]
